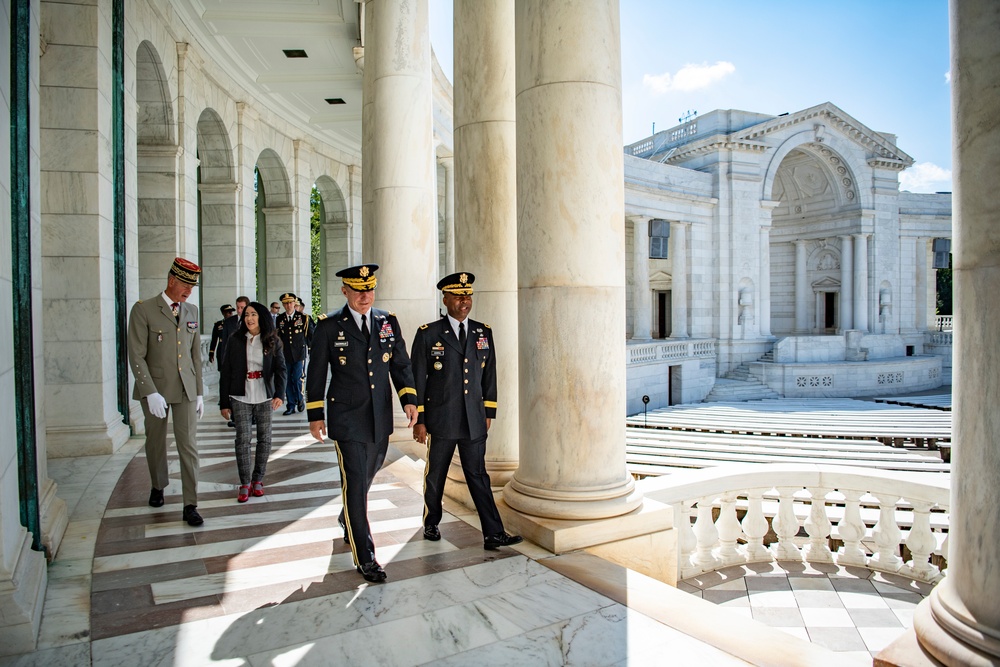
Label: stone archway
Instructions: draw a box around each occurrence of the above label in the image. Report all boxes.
[314,175,351,311]
[765,143,865,335]
[196,108,236,328]
[254,149,294,303]
[136,41,178,301]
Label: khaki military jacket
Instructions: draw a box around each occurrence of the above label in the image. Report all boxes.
[127,295,204,403]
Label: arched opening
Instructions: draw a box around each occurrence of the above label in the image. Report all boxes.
[196,108,236,331]
[254,150,293,303]
[314,175,350,312]
[766,145,862,335]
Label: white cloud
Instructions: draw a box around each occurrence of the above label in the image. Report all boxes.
[944,71,951,84]
[643,61,736,94]
[900,162,953,193]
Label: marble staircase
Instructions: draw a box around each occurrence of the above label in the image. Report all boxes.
[704,375,781,402]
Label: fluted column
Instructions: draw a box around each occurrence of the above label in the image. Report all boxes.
[758,225,772,336]
[506,0,641,520]
[670,220,689,338]
[794,240,809,333]
[631,216,652,340]
[440,155,455,275]
[853,233,869,332]
[363,0,437,332]
[454,0,518,487]
[839,234,854,330]
[910,2,1000,664]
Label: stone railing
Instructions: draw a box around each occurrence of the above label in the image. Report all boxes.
[627,339,717,366]
[935,315,953,331]
[926,331,953,346]
[640,464,949,584]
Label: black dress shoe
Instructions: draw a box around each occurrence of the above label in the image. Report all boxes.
[227,421,235,428]
[338,515,350,544]
[182,504,204,526]
[282,406,295,416]
[148,488,164,508]
[423,525,441,541]
[484,532,523,551]
[356,561,387,583]
[297,402,305,413]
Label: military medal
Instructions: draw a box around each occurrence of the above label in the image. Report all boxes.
[157,333,163,343]
[476,336,489,350]
[339,356,347,365]
[382,352,389,362]
[433,361,443,370]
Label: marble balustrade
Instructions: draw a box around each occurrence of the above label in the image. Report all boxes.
[640,464,950,584]
[626,339,717,365]
[934,315,953,331]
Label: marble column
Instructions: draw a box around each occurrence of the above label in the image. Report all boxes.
[915,238,930,332]
[853,233,869,332]
[794,239,809,333]
[839,234,854,330]
[758,225,772,337]
[453,0,519,487]
[909,1,1000,664]
[198,183,240,319]
[506,0,640,520]
[439,155,455,275]
[363,0,437,332]
[669,220,689,338]
[631,216,652,340]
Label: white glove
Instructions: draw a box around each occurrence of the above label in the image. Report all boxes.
[146,392,168,419]
[196,396,204,420]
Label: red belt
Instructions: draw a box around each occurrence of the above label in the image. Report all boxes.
[247,371,263,379]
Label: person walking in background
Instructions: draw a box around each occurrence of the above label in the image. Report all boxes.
[276,292,311,415]
[269,301,280,325]
[306,264,418,582]
[411,272,522,550]
[127,257,206,527]
[219,302,286,502]
[222,296,250,349]
[208,304,235,368]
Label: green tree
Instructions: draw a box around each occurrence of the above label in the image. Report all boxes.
[310,186,322,319]
[936,264,952,316]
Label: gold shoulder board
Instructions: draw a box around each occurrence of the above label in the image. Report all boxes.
[419,324,429,330]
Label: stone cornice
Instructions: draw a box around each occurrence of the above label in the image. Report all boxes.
[731,102,914,167]
[660,137,770,163]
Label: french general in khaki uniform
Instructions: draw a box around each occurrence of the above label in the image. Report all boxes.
[127,257,206,526]
[306,264,418,582]
[411,272,521,550]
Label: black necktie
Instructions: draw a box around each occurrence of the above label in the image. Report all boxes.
[361,314,370,340]
[458,321,466,348]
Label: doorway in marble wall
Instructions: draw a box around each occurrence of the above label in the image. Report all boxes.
[254,150,293,304]
[314,175,350,314]
[196,109,237,332]
[135,41,177,301]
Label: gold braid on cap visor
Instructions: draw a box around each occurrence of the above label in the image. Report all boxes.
[342,275,378,291]
[441,284,474,296]
[170,266,200,285]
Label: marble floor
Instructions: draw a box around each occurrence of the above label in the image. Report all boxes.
[2,411,929,666]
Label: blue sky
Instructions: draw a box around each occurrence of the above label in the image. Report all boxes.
[428,0,952,193]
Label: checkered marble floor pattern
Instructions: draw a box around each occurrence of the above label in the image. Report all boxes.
[680,561,932,663]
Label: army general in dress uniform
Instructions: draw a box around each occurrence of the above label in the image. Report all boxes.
[276,292,312,414]
[127,257,206,527]
[411,272,522,551]
[306,264,418,582]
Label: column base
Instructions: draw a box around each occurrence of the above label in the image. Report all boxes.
[907,584,1000,666]
[503,474,643,521]
[46,419,131,457]
[0,534,48,657]
[38,479,69,560]
[496,494,671,551]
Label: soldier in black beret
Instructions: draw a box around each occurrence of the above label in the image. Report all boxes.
[209,304,236,368]
[411,272,522,551]
[306,264,418,582]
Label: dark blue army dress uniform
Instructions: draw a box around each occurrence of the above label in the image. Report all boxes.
[276,292,312,414]
[412,272,521,550]
[305,264,417,580]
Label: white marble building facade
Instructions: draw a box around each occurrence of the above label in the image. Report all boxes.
[622,104,952,412]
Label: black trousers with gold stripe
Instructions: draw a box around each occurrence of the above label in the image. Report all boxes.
[335,438,388,566]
